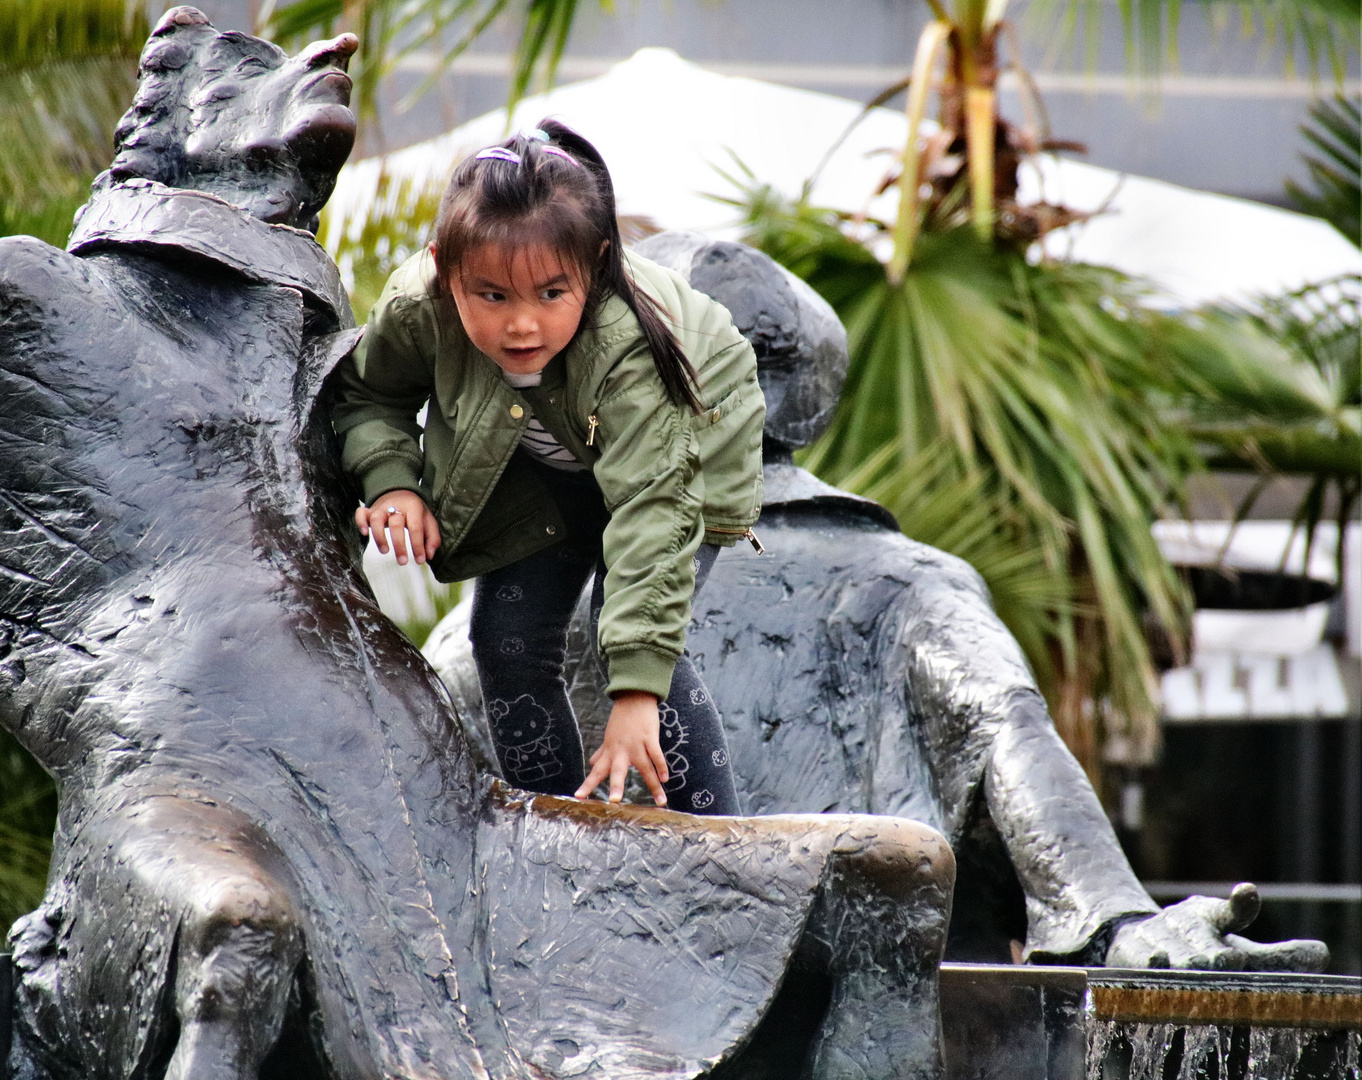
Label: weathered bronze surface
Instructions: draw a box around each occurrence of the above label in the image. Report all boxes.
[1,13,958,1079]
[426,232,1330,976]
[1087,970,1362,1030]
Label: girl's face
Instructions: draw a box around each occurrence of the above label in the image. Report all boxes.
[447,242,589,377]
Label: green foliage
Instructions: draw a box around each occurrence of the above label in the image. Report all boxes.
[1028,0,1358,84]
[0,0,148,218]
[260,0,614,131]
[732,183,1208,765]
[1287,96,1361,249]
[0,730,57,932]
[1171,277,1361,566]
[0,191,88,248]
[318,168,444,322]
[263,0,1360,131]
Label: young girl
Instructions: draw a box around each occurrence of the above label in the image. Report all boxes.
[332,121,764,815]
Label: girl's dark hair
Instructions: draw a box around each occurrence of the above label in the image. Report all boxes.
[431,119,703,412]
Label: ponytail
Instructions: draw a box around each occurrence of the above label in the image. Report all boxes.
[537,121,704,413]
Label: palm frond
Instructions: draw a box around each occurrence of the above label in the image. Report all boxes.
[734,185,1209,768]
[262,0,611,132]
[318,166,445,322]
[1028,0,1357,85]
[1286,95,1361,249]
[1172,277,1362,573]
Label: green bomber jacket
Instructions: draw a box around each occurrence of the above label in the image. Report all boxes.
[331,247,765,699]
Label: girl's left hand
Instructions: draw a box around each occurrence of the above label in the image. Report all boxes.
[576,691,669,807]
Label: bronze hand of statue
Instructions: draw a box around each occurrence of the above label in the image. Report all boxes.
[1106,883,1329,971]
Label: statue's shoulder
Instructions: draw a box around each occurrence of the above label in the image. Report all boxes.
[0,235,114,321]
[848,527,993,611]
[0,234,89,293]
[0,236,126,393]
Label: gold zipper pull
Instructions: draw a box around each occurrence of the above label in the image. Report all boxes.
[744,528,765,555]
[586,414,599,447]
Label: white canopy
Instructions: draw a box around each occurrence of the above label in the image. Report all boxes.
[323,47,1362,308]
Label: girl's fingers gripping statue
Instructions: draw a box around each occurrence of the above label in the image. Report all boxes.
[354,490,441,565]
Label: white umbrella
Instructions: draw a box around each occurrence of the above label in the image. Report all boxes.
[323,47,1362,308]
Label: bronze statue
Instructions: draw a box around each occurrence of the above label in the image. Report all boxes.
[427,231,1330,974]
[1,12,958,1080]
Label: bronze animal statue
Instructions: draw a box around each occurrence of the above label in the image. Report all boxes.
[426,231,1329,975]
[1,12,957,1080]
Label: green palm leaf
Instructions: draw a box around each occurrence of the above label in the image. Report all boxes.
[1172,277,1361,571]
[260,0,612,130]
[1029,0,1358,84]
[0,730,57,930]
[1286,96,1361,249]
[0,0,148,239]
[317,166,446,321]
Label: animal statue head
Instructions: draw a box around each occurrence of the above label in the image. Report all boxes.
[89,5,358,230]
[634,231,848,452]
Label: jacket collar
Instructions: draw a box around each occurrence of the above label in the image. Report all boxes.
[68,180,353,331]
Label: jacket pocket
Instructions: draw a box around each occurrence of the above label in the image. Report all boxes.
[694,382,764,530]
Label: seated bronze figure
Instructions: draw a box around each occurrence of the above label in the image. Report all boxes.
[427,231,1329,975]
[1,11,957,1080]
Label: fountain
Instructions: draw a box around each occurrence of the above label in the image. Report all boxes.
[1085,968,1361,1080]
[424,234,1360,1079]
[2,9,1357,1080]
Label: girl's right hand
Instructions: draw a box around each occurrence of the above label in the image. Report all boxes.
[576,691,669,807]
[356,490,442,566]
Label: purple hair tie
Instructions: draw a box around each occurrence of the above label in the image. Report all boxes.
[474,143,578,168]
[475,146,522,165]
[540,145,581,166]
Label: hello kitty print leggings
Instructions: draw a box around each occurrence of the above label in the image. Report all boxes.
[468,457,740,815]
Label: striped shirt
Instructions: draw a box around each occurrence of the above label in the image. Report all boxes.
[503,370,588,472]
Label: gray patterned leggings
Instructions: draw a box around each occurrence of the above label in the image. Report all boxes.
[468,461,740,815]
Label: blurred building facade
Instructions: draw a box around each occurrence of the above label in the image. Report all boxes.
[202,0,1358,205]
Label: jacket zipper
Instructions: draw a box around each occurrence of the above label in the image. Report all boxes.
[708,524,766,554]
[586,414,599,446]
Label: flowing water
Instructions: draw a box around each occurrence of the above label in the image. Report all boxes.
[1178,1025,1236,1080]
[1086,1021,1356,1080]
[1129,1024,1178,1080]
[1247,1029,1305,1080]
